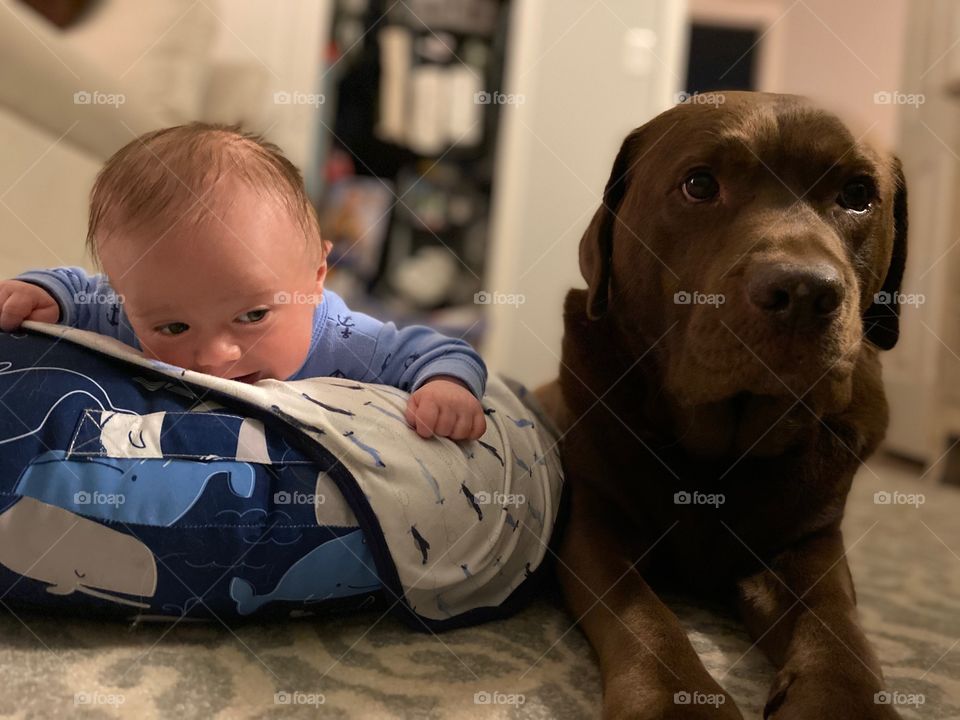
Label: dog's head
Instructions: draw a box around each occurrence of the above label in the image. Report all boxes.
[580,91,907,405]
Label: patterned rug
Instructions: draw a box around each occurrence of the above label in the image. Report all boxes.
[1,453,957,719]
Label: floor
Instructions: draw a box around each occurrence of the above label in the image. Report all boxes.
[1,453,958,719]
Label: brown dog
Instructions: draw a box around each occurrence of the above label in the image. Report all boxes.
[536,92,907,719]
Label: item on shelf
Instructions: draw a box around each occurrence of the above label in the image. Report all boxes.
[415,32,455,63]
[375,25,411,144]
[447,62,484,146]
[320,177,395,281]
[390,245,461,309]
[407,63,447,154]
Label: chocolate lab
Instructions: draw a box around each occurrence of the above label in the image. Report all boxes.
[535,92,908,719]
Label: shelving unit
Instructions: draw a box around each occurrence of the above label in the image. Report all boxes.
[313,0,511,348]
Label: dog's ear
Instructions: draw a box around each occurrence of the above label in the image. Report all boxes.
[862,157,908,350]
[579,130,640,320]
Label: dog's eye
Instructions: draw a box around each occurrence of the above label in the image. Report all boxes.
[837,177,875,211]
[682,171,719,202]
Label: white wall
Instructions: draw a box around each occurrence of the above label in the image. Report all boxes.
[483,0,688,387]
[0,0,331,279]
[205,0,331,183]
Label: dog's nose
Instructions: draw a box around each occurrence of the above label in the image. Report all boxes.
[746,263,844,326]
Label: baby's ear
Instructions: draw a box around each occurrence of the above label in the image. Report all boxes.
[314,259,327,292]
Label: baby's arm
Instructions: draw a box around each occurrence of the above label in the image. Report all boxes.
[2,267,132,343]
[308,291,487,440]
[371,321,487,440]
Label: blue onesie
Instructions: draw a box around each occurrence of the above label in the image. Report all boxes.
[16,267,487,398]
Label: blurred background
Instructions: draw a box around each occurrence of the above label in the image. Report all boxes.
[0,0,958,484]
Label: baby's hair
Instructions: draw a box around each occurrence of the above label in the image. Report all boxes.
[86,122,323,265]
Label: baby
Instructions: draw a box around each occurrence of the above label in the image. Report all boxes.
[0,123,487,441]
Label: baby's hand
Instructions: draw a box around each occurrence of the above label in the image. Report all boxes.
[0,280,60,332]
[404,376,486,441]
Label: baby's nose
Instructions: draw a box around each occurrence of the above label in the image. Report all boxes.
[193,337,242,375]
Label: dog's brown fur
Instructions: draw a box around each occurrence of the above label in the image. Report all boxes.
[536,92,908,719]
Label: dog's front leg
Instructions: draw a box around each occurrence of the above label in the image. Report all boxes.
[559,487,743,720]
[735,528,902,720]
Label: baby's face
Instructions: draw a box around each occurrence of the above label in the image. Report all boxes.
[100,180,324,383]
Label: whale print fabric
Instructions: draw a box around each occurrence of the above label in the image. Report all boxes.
[0,322,563,630]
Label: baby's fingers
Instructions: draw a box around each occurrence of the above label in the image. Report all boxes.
[470,412,487,440]
[450,413,475,440]
[404,395,419,427]
[0,292,33,332]
[411,397,440,439]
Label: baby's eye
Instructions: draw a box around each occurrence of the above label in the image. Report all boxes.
[238,308,269,324]
[157,322,189,336]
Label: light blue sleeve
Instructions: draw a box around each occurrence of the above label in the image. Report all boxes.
[293,290,487,399]
[14,267,140,348]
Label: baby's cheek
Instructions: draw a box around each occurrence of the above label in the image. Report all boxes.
[265,313,314,378]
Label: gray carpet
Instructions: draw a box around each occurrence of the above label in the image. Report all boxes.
[1,453,957,719]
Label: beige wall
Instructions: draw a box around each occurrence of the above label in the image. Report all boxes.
[774,0,909,150]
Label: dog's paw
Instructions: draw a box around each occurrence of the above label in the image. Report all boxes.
[764,669,904,720]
